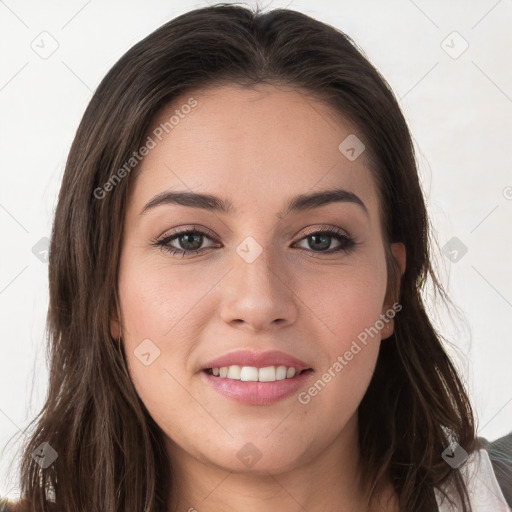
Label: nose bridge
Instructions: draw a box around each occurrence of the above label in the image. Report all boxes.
[237,236,278,293]
[220,234,297,329]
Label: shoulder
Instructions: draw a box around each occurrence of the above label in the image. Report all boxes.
[482,432,512,507]
[435,447,510,511]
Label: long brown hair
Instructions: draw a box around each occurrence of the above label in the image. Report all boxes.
[10,3,477,511]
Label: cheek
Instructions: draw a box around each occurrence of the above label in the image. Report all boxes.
[118,251,217,344]
[304,260,387,343]
[300,260,387,398]
[117,254,223,413]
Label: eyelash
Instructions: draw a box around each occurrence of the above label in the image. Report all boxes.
[152,225,358,259]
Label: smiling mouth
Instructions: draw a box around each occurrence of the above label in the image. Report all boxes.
[204,365,313,382]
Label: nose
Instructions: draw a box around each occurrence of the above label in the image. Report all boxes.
[219,243,298,332]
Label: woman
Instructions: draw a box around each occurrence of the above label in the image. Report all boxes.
[1,3,509,511]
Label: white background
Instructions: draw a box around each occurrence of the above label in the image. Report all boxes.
[1,0,511,499]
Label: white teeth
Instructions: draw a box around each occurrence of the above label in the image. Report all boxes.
[258,366,275,382]
[286,367,296,378]
[227,365,241,380]
[275,365,287,380]
[209,365,304,382]
[240,366,259,381]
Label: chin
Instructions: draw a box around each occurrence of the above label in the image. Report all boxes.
[203,439,309,475]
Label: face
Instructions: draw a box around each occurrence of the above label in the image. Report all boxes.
[113,84,405,478]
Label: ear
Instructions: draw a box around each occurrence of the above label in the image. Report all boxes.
[110,298,122,341]
[111,316,121,341]
[391,242,406,276]
[381,242,406,340]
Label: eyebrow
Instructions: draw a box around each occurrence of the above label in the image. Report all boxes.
[139,187,368,217]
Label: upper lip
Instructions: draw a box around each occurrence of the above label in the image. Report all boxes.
[202,349,312,371]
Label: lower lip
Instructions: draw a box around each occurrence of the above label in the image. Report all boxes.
[202,369,314,405]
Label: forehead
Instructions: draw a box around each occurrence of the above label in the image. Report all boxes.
[129,84,379,217]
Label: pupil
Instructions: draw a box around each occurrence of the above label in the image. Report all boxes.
[180,233,202,251]
[309,234,330,251]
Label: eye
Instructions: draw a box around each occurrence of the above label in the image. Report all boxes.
[294,226,356,255]
[151,225,357,258]
[151,226,220,258]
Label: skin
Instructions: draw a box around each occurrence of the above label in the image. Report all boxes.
[112,84,406,512]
